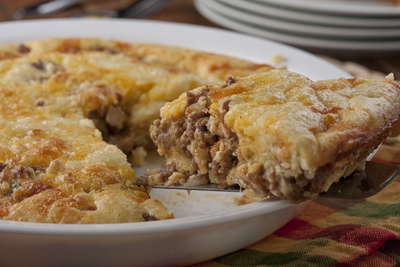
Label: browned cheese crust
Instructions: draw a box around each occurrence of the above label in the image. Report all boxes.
[0,38,274,223]
[150,70,400,203]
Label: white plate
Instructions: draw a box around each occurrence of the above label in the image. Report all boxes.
[0,18,350,267]
[255,0,400,16]
[207,0,400,38]
[196,0,400,53]
[218,0,400,28]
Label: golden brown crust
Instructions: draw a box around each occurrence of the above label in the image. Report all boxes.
[126,43,275,83]
[5,38,275,82]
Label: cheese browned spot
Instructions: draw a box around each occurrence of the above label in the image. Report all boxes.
[150,70,400,203]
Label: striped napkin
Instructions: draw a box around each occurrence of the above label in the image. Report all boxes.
[191,140,400,266]
[195,186,400,266]
[372,137,400,165]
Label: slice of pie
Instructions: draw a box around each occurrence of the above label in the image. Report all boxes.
[150,69,400,203]
[0,38,274,223]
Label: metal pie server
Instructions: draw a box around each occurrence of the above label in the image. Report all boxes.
[151,161,400,200]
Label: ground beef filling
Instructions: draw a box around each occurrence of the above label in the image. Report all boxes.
[209,101,240,186]
[88,101,138,155]
[150,82,340,201]
[150,81,241,186]
[149,79,339,202]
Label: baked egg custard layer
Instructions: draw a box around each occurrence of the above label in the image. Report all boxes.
[150,70,400,203]
[0,38,274,223]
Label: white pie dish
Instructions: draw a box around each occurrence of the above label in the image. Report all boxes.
[0,18,350,267]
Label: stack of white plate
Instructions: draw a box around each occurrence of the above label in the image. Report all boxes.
[194,0,400,55]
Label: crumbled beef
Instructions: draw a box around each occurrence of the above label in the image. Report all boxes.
[31,164,47,172]
[195,117,215,146]
[175,89,212,158]
[140,164,178,185]
[186,91,197,106]
[218,148,236,174]
[10,165,30,179]
[94,47,119,54]
[186,86,211,106]
[225,76,238,86]
[221,76,238,88]
[151,117,186,155]
[160,164,177,182]
[218,179,229,189]
[31,60,45,71]
[210,99,239,176]
[0,163,6,172]
[36,100,45,107]
[18,44,30,53]
[178,109,207,157]
[222,99,231,116]
[143,214,158,221]
[210,136,238,177]
[151,85,240,184]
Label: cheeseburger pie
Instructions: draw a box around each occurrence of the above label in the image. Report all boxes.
[0,38,274,223]
[150,70,400,203]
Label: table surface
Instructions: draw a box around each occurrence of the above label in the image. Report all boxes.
[0,0,400,266]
